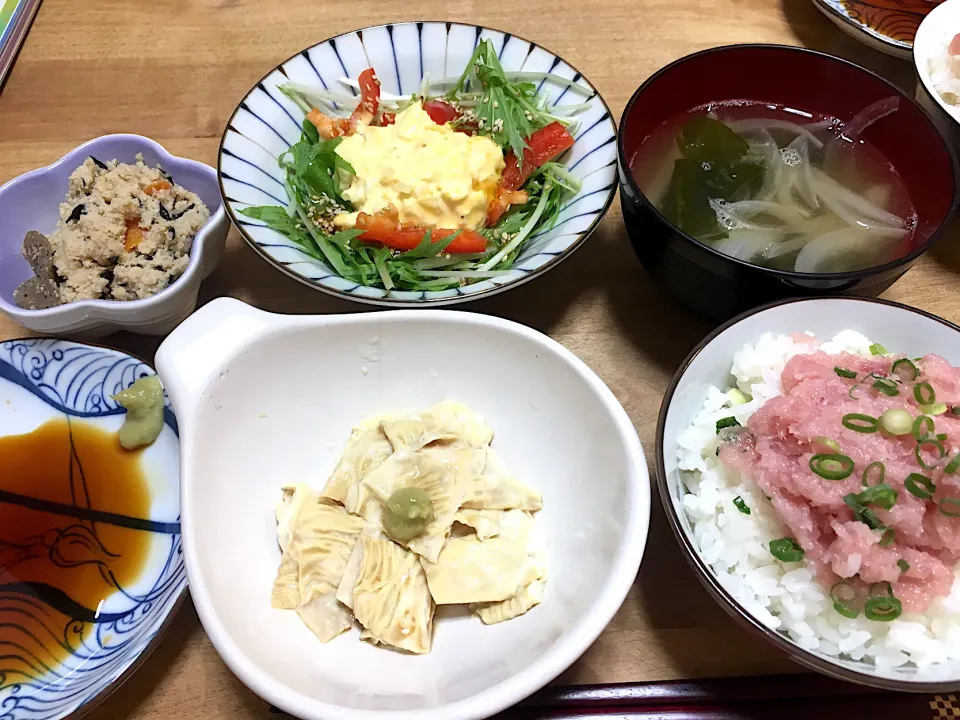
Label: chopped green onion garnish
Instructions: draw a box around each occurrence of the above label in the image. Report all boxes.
[727,389,750,406]
[869,343,889,356]
[855,483,899,511]
[830,581,859,619]
[813,436,840,452]
[864,595,902,621]
[879,528,896,546]
[939,498,960,517]
[912,415,935,442]
[922,403,948,416]
[716,416,740,432]
[733,496,751,515]
[891,358,919,381]
[880,409,912,436]
[946,455,960,474]
[834,367,857,379]
[769,537,804,562]
[871,378,899,397]
[916,438,946,469]
[842,413,879,433]
[862,461,885,486]
[844,493,884,530]
[915,382,936,405]
[952,406,960,417]
[905,472,936,500]
[897,559,910,572]
[809,453,855,481]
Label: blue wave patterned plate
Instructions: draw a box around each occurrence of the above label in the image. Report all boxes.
[0,339,185,720]
[218,21,617,306]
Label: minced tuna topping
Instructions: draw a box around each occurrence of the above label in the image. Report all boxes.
[15,154,210,308]
[721,347,960,616]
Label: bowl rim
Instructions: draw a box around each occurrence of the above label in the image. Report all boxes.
[0,133,227,320]
[216,20,618,308]
[617,42,960,283]
[0,335,188,719]
[809,0,916,58]
[654,294,960,692]
[172,305,651,720]
[914,0,960,125]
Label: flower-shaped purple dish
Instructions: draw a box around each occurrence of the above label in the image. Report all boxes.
[0,134,229,338]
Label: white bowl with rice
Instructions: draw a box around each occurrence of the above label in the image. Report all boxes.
[915,0,960,148]
[0,134,229,337]
[657,297,960,691]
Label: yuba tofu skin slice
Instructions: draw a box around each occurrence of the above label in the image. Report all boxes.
[460,448,542,511]
[275,489,364,642]
[472,577,546,625]
[361,446,485,562]
[453,509,503,540]
[423,510,541,604]
[351,536,435,654]
[297,591,354,642]
[321,424,394,506]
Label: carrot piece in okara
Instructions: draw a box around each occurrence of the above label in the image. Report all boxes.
[124,218,145,251]
[143,180,172,196]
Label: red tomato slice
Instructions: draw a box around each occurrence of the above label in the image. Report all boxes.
[422,100,460,125]
[486,122,575,225]
[356,213,487,254]
[355,68,381,121]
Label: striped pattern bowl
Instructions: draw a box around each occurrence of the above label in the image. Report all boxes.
[218,22,617,306]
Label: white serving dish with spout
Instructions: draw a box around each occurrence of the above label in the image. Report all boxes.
[154,297,650,720]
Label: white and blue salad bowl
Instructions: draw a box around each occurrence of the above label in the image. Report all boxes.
[0,338,185,720]
[218,21,618,306]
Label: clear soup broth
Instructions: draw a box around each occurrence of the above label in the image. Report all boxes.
[629,100,918,274]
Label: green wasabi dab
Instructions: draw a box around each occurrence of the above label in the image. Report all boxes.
[382,488,435,543]
[112,375,165,450]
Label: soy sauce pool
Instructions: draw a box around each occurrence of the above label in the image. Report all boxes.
[0,418,151,688]
[628,100,919,274]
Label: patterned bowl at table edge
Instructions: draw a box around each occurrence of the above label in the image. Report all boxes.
[810,0,937,59]
[0,338,185,720]
[218,21,617,307]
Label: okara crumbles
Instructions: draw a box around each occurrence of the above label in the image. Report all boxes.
[14,154,209,309]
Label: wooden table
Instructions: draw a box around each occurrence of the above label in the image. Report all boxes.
[0,0,956,717]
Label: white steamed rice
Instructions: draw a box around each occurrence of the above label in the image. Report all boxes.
[678,330,960,669]
[929,32,960,120]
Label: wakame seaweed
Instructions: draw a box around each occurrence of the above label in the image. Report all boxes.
[661,117,766,239]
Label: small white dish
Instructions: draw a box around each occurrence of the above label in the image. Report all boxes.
[915,0,960,148]
[154,297,650,720]
[0,134,230,338]
[657,296,960,691]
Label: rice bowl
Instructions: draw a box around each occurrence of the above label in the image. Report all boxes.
[679,329,960,670]
[657,297,960,690]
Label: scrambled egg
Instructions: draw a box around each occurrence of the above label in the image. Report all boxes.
[333,103,504,230]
